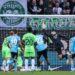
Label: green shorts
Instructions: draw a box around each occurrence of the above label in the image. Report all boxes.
[24,46,35,58]
[24,52,35,58]
[2,47,11,58]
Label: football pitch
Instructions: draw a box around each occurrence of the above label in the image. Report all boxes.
[0,71,75,75]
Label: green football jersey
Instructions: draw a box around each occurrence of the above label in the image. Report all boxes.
[2,36,10,49]
[22,33,36,52]
[2,36,11,58]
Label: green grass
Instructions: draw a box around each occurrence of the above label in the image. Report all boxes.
[0,71,75,75]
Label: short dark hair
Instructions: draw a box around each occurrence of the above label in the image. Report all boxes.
[9,31,14,35]
[27,27,32,32]
[33,30,37,35]
[14,30,18,34]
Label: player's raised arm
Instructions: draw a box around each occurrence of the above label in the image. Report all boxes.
[42,29,53,41]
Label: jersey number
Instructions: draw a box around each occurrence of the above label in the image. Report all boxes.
[25,38,33,45]
[11,38,17,46]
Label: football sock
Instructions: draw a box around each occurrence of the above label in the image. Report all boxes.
[31,59,35,70]
[25,59,28,70]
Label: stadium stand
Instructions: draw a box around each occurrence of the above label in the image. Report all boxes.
[28,0,75,14]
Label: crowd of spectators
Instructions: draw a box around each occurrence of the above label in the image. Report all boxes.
[27,0,75,14]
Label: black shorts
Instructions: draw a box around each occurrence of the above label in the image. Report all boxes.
[11,52,18,59]
[37,49,47,60]
[56,47,62,55]
[71,54,75,59]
